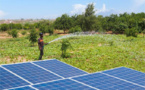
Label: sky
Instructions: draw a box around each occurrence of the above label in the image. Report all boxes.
[0,0,145,19]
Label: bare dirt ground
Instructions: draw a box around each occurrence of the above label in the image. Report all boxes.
[0,32,12,39]
[0,30,68,39]
[0,56,32,64]
[0,30,30,39]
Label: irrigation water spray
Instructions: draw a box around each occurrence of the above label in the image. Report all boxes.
[48,31,97,44]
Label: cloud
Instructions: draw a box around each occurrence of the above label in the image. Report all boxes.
[0,10,6,18]
[70,3,113,16]
[96,4,121,16]
[133,0,145,7]
[70,4,86,15]
[96,4,108,14]
[70,3,121,17]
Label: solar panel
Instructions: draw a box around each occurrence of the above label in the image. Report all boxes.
[72,73,145,90]
[0,67,30,90]
[33,79,95,90]
[1,59,145,90]
[2,63,62,84]
[9,86,35,90]
[102,67,145,87]
[33,59,87,78]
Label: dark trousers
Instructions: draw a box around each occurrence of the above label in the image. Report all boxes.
[39,49,44,60]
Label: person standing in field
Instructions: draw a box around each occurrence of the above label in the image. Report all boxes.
[38,33,48,60]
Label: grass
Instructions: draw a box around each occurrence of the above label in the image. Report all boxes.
[0,34,145,73]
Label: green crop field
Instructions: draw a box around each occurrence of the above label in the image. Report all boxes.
[0,34,145,73]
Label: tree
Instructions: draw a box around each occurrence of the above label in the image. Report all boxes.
[29,24,35,29]
[54,17,61,29]
[15,23,22,29]
[8,23,15,30]
[125,28,138,37]
[39,20,50,26]
[75,15,85,30]
[11,29,18,38]
[95,15,107,32]
[85,3,95,17]
[113,23,128,33]
[69,26,82,33]
[138,19,145,32]
[34,23,41,28]
[54,14,73,33]
[29,29,38,46]
[39,25,46,34]
[24,23,30,30]
[21,31,27,35]
[45,25,54,35]
[0,24,9,31]
[83,3,97,31]
[53,11,145,34]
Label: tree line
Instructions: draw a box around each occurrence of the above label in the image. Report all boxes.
[54,3,145,37]
[0,3,145,37]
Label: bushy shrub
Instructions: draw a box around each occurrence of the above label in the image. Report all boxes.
[15,24,22,29]
[11,29,18,38]
[69,26,82,33]
[125,28,138,37]
[39,25,46,34]
[113,23,128,34]
[0,24,9,31]
[29,29,38,45]
[21,31,27,35]
[45,25,54,35]
[61,39,72,58]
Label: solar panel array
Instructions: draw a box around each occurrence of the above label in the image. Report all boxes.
[0,59,145,90]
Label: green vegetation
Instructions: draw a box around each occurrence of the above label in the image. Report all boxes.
[0,34,145,73]
[69,26,82,33]
[0,3,144,36]
[21,30,27,35]
[54,3,145,35]
[7,29,18,38]
[61,39,72,58]
[0,3,145,74]
[45,25,54,35]
[143,29,145,38]
[39,25,46,34]
[29,29,38,46]
[125,28,138,37]
[54,14,73,33]
[0,24,9,31]
[11,29,18,38]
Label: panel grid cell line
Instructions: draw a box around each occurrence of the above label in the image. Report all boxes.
[9,86,35,90]
[33,59,88,78]
[72,73,145,90]
[2,63,62,84]
[0,67,30,90]
[33,79,95,90]
[102,67,145,87]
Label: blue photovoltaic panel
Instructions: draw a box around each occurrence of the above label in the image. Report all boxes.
[102,67,145,86]
[0,67,29,90]
[2,63,62,84]
[1,59,145,90]
[33,59,87,78]
[73,73,145,90]
[9,86,35,90]
[33,79,95,90]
